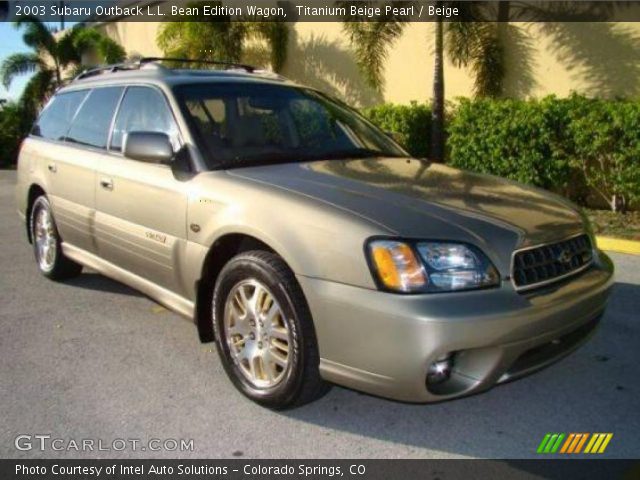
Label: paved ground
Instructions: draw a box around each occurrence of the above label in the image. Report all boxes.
[1,170,639,459]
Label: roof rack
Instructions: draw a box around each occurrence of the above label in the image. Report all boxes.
[72,57,258,82]
[139,57,256,73]
[73,62,138,81]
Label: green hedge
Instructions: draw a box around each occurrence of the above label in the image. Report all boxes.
[364,101,432,158]
[365,95,640,211]
[447,96,576,198]
[0,102,34,168]
[565,97,640,212]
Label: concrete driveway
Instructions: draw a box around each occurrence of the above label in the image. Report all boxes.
[1,170,638,459]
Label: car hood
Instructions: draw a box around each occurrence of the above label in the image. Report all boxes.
[228,158,585,274]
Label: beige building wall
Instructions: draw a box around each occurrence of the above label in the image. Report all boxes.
[95,20,640,108]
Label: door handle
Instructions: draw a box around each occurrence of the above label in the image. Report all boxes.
[47,163,56,173]
[99,178,113,190]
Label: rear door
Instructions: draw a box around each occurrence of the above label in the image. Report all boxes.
[32,88,122,254]
[94,85,188,294]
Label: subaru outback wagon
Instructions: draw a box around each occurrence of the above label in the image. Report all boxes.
[16,58,614,408]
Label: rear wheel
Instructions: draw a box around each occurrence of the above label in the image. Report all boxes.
[30,196,82,281]
[212,250,330,409]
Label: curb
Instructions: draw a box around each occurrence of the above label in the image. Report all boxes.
[596,236,640,255]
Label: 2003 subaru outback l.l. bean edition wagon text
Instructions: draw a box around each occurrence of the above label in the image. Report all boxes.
[16,58,614,409]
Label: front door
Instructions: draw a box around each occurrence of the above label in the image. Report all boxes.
[94,86,188,294]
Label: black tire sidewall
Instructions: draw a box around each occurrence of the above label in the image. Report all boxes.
[212,254,305,408]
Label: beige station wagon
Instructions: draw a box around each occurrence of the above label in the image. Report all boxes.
[16,58,614,408]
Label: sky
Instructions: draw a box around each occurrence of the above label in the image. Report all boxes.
[0,21,74,101]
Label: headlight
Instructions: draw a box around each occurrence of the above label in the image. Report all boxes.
[368,240,427,292]
[367,239,500,293]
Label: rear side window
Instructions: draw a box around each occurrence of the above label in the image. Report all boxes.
[110,86,179,152]
[65,87,124,149]
[32,90,88,141]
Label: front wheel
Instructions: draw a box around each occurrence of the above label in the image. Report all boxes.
[212,250,330,409]
[30,195,82,281]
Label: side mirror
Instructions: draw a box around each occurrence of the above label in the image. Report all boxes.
[123,132,173,164]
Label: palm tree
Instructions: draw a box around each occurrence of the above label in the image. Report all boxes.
[1,18,67,107]
[0,17,126,112]
[341,1,447,161]
[68,27,127,74]
[446,21,504,98]
[431,6,445,161]
[157,2,289,72]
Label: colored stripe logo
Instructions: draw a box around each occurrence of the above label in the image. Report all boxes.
[537,433,613,454]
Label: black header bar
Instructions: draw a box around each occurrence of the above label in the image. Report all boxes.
[3,1,640,23]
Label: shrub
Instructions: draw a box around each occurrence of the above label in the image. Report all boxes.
[0,102,33,168]
[566,97,640,212]
[447,95,640,211]
[364,101,432,158]
[446,96,575,197]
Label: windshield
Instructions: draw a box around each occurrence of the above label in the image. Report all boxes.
[174,82,409,169]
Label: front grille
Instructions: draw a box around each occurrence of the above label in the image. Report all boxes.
[512,234,593,291]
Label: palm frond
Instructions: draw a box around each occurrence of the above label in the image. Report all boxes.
[64,63,88,81]
[73,28,127,64]
[19,69,55,114]
[446,22,483,67]
[470,28,504,97]
[0,52,45,89]
[56,27,82,66]
[340,2,409,91]
[446,19,506,97]
[246,22,289,72]
[98,36,127,64]
[15,16,56,56]
[158,8,245,65]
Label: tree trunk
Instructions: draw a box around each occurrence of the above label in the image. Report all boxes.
[492,1,510,98]
[430,9,445,162]
[59,1,65,30]
[497,1,510,23]
[611,193,627,213]
[54,58,61,86]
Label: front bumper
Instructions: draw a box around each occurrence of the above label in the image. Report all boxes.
[298,250,614,402]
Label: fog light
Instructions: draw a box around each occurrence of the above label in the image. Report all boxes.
[427,354,453,385]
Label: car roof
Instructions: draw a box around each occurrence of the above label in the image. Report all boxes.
[58,62,299,93]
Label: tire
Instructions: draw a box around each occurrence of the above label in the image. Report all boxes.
[212,250,330,409]
[29,195,83,281]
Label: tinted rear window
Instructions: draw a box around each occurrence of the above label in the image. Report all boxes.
[32,90,88,141]
[65,87,124,149]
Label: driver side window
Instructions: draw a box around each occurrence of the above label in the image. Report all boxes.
[110,86,180,153]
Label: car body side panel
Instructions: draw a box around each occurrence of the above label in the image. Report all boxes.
[94,156,189,295]
[184,171,393,290]
[15,140,40,219]
[18,138,97,253]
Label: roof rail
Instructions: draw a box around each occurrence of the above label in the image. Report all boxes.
[72,57,258,83]
[73,62,142,81]
[139,57,256,73]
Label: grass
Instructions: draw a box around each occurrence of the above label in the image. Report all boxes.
[586,209,640,241]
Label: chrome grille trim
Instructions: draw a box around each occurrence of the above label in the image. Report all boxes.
[511,233,594,292]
